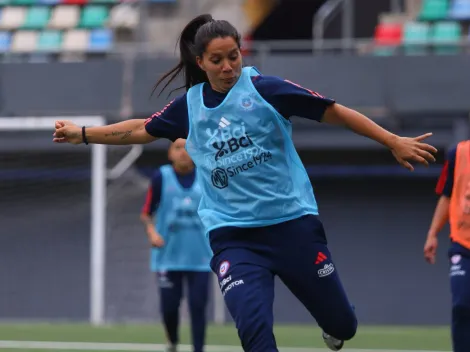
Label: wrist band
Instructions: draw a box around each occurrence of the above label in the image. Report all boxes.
[82,126,89,145]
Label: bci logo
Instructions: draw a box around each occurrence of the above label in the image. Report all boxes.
[205,122,253,161]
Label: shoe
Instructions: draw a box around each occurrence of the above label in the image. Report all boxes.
[165,345,177,352]
[322,332,343,351]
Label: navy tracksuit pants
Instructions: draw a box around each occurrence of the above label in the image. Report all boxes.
[209,215,357,352]
[157,271,210,352]
[449,243,470,352]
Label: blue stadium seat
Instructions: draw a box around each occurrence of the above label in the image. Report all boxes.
[449,0,470,19]
[0,31,11,52]
[38,0,60,4]
[88,28,112,51]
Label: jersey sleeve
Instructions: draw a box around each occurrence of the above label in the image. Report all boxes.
[141,170,163,216]
[144,94,189,141]
[252,75,335,122]
[436,146,456,197]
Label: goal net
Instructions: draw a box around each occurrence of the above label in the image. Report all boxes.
[0,116,224,326]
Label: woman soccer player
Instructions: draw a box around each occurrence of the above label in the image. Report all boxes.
[141,139,212,352]
[53,14,437,352]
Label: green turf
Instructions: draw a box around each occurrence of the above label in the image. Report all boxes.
[0,323,452,350]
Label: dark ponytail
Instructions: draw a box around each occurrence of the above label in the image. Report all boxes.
[152,14,241,97]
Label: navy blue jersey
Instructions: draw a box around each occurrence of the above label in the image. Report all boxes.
[144,74,335,140]
[142,168,196,216]
[436,147,456,198]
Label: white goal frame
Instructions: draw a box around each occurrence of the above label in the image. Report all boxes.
[0,116,107,326]
[0,116,227,326]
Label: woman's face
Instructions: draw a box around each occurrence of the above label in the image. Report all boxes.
[168,139,193,169]
[196,36,242,93]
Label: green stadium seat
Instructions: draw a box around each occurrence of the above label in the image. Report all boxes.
[431,21,462,54]
[11,0,38,5]
[79,5,109,28]
[403,22,430,55]
[23,6,50,29]
[419,0,449,21]
[0,0,11,5]
[37,30,61,51]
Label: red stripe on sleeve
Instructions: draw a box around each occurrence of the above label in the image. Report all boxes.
[284,80,325,98]
[435,161,449,195]
[144,99,175,125]
[141,186,153,215]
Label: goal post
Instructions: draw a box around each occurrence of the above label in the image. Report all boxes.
[0,116,226,327]
[0,116,107,326]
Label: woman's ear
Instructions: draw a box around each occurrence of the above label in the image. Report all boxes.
[196,56,206,71]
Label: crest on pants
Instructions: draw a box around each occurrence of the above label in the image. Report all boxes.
[219,261,230,278]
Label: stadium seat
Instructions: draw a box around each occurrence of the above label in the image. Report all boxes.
[63,0,88,5]
[403,21,430,55]
[48,5,79,29]
[431,21,462,54]
[12,0,38,5]
[419,0,449,20]
[0,31,11,52]
[79,5,108,28]
[62,29,88,51]
[374,22,402,55]
[0,0,11,4]
[109,3,139,30]
[11,30,38,52]
[0,6,26,30]
[37,30,61,51]
[38,0,60,4]
[449,0,470,19]
[88,28,112,51]
[23,6,51,29]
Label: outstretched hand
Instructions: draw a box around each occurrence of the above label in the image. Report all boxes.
[53,120,83,144]
[389,133,437,171]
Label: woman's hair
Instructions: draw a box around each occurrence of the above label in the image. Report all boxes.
[152,14,241,97]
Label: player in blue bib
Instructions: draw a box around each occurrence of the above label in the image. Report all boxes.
[54,14,438,352]
[140,139,212,352]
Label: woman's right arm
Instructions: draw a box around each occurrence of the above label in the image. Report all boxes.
[53,119,157,145]
[54,96,188,145]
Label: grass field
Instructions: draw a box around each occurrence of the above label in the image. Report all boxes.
[0,324,452,352]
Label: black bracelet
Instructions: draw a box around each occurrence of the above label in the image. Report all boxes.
[82,126,89,145]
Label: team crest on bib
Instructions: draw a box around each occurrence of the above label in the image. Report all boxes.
[219,261,230,277]
[239,95,254,111]
[451,254,461,264]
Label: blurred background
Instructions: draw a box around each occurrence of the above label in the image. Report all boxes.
[0,0,467,351]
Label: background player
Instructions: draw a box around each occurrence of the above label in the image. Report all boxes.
[53,14,437,352]
[140,139,212,352]
[424,141,470,352]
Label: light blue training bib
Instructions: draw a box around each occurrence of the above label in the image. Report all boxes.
[185,66,318,235]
